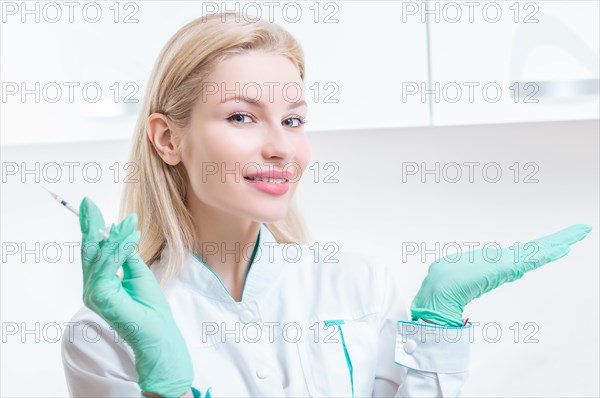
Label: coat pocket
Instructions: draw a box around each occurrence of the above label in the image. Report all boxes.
[296,318,377,397]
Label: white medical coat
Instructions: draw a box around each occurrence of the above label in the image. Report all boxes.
[61,223,472,397]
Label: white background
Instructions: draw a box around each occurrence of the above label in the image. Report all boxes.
[1,1,599,397]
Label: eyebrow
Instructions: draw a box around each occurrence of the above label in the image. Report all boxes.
[218,95,307,110]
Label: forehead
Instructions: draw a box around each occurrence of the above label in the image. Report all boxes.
[202,51,304,104]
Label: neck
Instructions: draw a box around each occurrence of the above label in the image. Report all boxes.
[186,195,261,301]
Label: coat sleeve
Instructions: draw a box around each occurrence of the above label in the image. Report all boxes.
[60,306,143,397]
[372,262,472,397]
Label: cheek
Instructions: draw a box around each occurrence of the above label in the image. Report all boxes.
[184,126,235,166]
[184,131,255,190]
[296,137,312,174]
[201,123,258,161]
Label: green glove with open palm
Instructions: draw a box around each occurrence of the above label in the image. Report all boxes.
[411,224,593,327]
[79,197,194,397]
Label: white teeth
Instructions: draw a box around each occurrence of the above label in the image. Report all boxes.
[246,177,286,183]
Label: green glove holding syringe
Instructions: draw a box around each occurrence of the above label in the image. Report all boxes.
[77,196,196,398]
[42,186,195,396]
[43,187,204,397]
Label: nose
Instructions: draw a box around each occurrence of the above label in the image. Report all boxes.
[261,122,295,163]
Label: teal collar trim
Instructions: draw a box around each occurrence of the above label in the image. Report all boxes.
[189,227,261,303]
[169,223,281,304]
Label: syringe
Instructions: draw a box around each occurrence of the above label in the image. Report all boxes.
[40,185,110,239]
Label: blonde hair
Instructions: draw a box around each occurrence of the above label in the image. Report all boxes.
[119,12,310,286]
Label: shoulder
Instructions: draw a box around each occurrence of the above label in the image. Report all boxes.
[61,306,141,395]
[61,305,135,370]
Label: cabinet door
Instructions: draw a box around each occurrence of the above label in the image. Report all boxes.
[270,1,430,132]
[1,1,430,146]
[428,0,599,125]
[1,2,206,146]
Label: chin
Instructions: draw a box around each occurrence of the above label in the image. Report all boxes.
[251,208,288,224]
[256,213,287,224]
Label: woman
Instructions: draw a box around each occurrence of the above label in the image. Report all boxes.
[61,12,592,398]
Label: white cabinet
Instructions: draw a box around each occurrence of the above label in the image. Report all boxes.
[0,1,430,146]
[5,1,594,146]
[276,1,430,132]
[0,1,181,146]
[428,0,599,125]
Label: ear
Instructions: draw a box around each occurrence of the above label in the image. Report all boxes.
[146,112,182,166]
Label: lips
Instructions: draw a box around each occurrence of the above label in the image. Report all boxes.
[243,171,290,195]
[243,170,292,181]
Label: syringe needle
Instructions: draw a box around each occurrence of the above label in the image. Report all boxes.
[40,185,110,239]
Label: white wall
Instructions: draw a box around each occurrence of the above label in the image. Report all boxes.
[1,119,598,397]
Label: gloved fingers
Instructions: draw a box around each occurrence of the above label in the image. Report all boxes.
[83,232,142,319]
[559,224,593,246]
[84,232,159,331]
[519,243,571,272]
[79,197,107,243]
[103,213,139,254]
[82,213,137,276]
[83,266,123,317]
[511,224,591,263]
[84,270,142,328]
[532,224,592,249]
[122,245,154,281]
[92,230,142,280]
[80,197,111,275]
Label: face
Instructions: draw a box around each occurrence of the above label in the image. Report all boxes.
[178,51,311,223]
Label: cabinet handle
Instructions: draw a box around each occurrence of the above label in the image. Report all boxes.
[510,79,599,100]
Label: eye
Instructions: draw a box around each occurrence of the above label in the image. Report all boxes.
[227,112,307,128]
[283,116,307,128]
[227,112,254,124]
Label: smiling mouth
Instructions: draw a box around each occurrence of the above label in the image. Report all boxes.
[244,176,288,183]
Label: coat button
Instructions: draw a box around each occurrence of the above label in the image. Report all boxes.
[256,366,269,379]
[404,339,417,355]
[239,310,254,324]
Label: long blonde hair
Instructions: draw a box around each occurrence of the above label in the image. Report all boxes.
[119,12,310,286]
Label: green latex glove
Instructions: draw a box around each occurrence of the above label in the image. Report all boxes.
[79,197,194,397]
[410,224,593,327]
